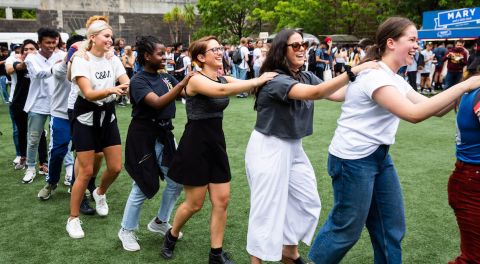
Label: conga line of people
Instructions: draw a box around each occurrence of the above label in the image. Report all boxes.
[5,14,480,264]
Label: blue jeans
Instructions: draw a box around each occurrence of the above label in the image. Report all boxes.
[309,146,405,264]
[237,67,247,80]
[231,63,238,78]
[26,112,49,167]
[0,75,8,103]
[9,106,20,156]
[444,71,463,90]
[121,140,183,230]
[46,117,74,184]
[253,65,261,78]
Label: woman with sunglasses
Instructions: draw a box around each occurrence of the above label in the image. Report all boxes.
[245,29,377,264]
[161,36,277,264]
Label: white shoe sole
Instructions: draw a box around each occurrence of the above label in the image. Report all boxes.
[118,238,140,251]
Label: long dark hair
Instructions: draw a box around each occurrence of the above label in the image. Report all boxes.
[260,29,303,77]
[255,29,303,110]
[362,17,415,64]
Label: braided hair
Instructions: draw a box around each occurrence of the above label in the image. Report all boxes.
[135,35,164,67]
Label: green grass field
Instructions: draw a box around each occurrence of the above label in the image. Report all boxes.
[0,98,461,263]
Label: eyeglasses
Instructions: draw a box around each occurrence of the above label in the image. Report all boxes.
[206,46,225,54]
[287,42,308,52]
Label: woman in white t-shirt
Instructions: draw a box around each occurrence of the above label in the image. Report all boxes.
[66,16,130,239]
[308,17,480,264]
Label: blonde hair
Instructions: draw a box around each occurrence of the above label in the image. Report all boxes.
[85,16,109,28]
[83,16,112,51]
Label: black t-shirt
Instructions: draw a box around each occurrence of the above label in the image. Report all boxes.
[129,71,178,120]
[0,55,8,76]
[11,65,29,109]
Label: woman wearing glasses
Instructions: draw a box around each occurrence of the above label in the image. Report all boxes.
[245,29,377,264]
[161,36,277,264]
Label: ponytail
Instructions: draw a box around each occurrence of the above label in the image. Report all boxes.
[361,44,381,63]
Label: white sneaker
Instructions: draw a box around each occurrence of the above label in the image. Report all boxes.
[118,228,140,251]
[64,174,72,186]
[92,188,109,216]
[13,156,20,165]
[22,167,36,184]
[147,218,183,239]
[66,217,84,239]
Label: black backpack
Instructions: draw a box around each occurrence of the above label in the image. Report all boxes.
[308,48,316,68]
[232,47,243,65]
[174,55,185,80]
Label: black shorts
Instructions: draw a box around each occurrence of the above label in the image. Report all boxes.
[334,63,345,73]
[72,119,121,153]
[420,73,430,77]
[168,118,231,186]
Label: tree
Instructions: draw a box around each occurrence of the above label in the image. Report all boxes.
[183,4,196,44]
[163,6,183,44]
[195,0,261,41]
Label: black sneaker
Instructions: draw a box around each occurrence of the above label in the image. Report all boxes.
[161,230,177,259]
[209,251,235,264]
[80,196,95,215]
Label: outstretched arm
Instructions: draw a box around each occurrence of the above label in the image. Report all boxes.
[373,76,480,123]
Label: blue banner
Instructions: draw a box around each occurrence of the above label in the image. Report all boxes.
[419,7,480,39]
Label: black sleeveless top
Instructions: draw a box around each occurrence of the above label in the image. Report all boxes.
[185,75,230,120]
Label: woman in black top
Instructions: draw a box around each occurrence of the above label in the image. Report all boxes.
[161,36,276,264]
[118,36,192,252]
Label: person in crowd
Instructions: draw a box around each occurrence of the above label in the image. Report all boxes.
[37,35,82,200]
[115,38,126,56]
[161,35,277,264]
[307,17,480,264]
[307,42,318,73]
[334,46,348,77]
[221,43,231,75]
[10,39,49,172]
[406,49,420,91]
[433,42,448,90]
[235,37,251,98]
[5,44,21,165]
[252,39,264,78]
[121,45,136,79]
[164,46,175,76]
[0,46,10,104]
[315,41,331,81]
[173,43,186,82]
[443,40,468,89]
[66,16,129,239]
[22,27,63,183]
[447,38,480,264]
[245,29,377,264]
[118,35,193,252]
[420,42,435,94]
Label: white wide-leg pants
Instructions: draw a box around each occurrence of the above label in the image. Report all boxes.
[245,130,321,261]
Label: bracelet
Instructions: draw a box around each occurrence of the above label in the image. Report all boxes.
[344,65,356,82]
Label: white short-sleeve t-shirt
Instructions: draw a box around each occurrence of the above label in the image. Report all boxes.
[329,62,413,159]
[71,52,126,125]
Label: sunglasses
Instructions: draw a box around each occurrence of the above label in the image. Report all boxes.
[206,46,225,54]
[287,42,308,51]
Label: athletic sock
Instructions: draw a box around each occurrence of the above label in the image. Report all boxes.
[210,247,223,255]
[167,229,178,241]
